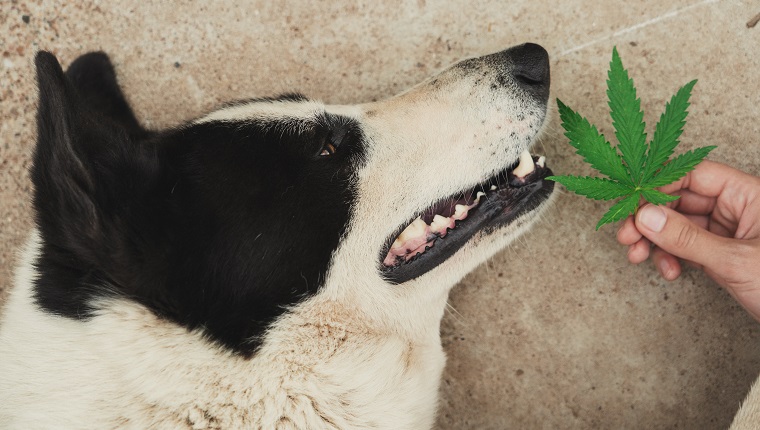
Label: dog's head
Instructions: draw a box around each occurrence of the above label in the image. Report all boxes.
[31,44,553,356]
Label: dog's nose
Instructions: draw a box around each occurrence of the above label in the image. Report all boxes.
[506,43,550,99]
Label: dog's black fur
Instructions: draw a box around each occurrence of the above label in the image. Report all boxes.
[32,52,366,356]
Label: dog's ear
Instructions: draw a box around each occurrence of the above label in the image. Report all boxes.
[32,51,160,275]
[64,52,149,138]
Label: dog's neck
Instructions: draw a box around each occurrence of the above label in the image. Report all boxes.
[85,289,448,428]
[2,231,447,428]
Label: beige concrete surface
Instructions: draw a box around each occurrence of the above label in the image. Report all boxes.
[2,0,759,428]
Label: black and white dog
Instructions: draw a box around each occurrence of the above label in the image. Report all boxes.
[0,44,553,428]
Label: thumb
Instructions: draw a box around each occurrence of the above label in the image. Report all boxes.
[635,203,730,270]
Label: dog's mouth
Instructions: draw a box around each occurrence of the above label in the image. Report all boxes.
[380,150,554,284]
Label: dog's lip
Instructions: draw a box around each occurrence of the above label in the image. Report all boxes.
[379,154,554,284]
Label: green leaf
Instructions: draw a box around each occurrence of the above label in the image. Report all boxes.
[607,47,647,184]
[641,80,697,182]
[547,175,632,200]
[641,189,680,205]
[646,146,717,188]
[596,191,641,230]
[557,99,633,186]
[553,48,716,230]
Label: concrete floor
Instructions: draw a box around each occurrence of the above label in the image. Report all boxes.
[2,0,760,428]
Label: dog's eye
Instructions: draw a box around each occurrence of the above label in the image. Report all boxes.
[318,127,347,157]
[319,142,337,156]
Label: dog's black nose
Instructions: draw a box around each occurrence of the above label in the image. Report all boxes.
[507,43,550,99]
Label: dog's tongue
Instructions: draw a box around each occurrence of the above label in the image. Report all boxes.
[382,150,540,267]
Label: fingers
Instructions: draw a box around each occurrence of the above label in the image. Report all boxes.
[627,238,651,264]
[669,189,717,216]
[618,216,650,263]
[650,246,682,281]
[619,215,653,264]
[683,214,710,230]
[662,161,760,240]
[634,203,733,271]
[657,160,734,196]
[617,160,744,246]
[617,216,641,246]
[613,161,760,324]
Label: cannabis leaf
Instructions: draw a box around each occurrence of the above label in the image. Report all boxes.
[547,47,716,230]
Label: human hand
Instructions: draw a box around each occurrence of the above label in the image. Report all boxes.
[617,160,760,322]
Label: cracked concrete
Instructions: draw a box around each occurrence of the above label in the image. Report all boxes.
[1,0,759,428]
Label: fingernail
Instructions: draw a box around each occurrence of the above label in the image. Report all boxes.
[659,259,672,279]
[639,205,666,232]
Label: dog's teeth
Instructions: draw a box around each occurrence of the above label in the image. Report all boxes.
[432,214,448,224]
[453,204,469,220]
[386,174,506,267]
[537,155,546,168]
[431,215,455,236]
[410,217,428,231]
[397,217,427,243]
[512,149,535,178]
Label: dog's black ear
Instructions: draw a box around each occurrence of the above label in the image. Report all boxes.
[65,52,148,138]
[32,51,160,275]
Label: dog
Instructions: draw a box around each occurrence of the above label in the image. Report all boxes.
[0,43,553,429]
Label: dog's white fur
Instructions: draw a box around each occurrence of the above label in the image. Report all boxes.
[731,378,760,430]
[2,234,447,429]
[0,54,551,428]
